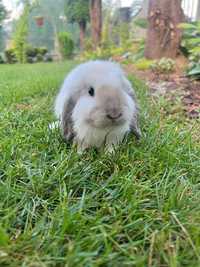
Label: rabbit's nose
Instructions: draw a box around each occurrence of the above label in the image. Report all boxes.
[107,112,122,120]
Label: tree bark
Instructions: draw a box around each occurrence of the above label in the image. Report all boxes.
[145,0,185,59]
[90,0,102,49]
[79,20,86,51]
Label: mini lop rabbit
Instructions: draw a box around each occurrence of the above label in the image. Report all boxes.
[54,60,141,152]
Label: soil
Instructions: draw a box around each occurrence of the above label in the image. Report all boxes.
[123,56,200,119]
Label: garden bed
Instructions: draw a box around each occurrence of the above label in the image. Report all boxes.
[123,59,200,119]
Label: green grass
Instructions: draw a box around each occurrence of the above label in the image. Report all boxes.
[0,62,200,267]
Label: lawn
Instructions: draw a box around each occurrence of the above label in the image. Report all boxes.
[0,62,200,267]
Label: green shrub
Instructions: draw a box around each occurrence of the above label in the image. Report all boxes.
[81,47,112,60]
[4,45,50,64]
[150,58,175,74]
[0,54,5,64]
[132,39,145,61]
[26,46,49,62]
[134,58,154,70]
[43,53,53,62]
[27,46,48,58]
[119,23,130,49]
[81,37,145,62]
[81,39,142,61]
[134,18,148,29]
[26,57,34,64]
[36,47,48,56]
[58,32,74,59]
[84,38,94,52]
[36,54,44,62]
[179,22,200,79]
[187,65,200,80]
[4,49,17,64]
[81,45,128,61]
[26,46,38,58]
[179,22,200,55]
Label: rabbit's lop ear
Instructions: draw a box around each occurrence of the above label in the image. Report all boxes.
[130,112,142,140]
[122,76,142,139]
[61,97,76,141]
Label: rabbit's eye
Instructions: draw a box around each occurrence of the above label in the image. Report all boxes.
[88,87,95,97]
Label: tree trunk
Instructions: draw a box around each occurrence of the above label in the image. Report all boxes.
[79,20,86,51]
[90,0,102,49]
[196,0,200,20]
[145,0,185,59]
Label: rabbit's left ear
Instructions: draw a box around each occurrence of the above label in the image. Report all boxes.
[122,76,142,139]
[61,97,76,141]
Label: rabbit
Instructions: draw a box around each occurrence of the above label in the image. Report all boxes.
[54,60,141,152]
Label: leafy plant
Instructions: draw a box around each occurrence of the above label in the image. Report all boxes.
[119,22,130,48]
[4,48,17,64]
[81,46,112,60]
[43,53,53,62]
[64,0,89,49]
[151,58,175,74]
[6,45,50,64]
[132,39,145,61]
[58,32,74,59]
[0,53,4,63]
[36,47,48,56]
[82,36,144,61]
[36,53,44,62]
[187,65,200,78]
[0,0,6,25]
[26,46,38,58]
[134,18,148,29]
[26,46,48,57]
[134,58,153,70]
[64,0,89,25]
[179,22,200,79]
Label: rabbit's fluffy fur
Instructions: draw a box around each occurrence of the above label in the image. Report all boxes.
[55,60,141,151]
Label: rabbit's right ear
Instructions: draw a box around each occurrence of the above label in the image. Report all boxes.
[61,97,75,141]
[122,76,142,139]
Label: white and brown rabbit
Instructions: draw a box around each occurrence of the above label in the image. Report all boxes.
[54,60,141,152]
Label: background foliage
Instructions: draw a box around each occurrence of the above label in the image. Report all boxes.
[64,0,90,24]
[0,0,6,24]
[58,31,74,58]
[180,22,200,79]
[13,3,31,63]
